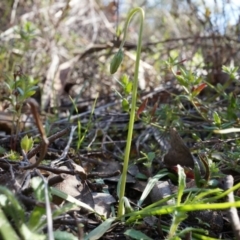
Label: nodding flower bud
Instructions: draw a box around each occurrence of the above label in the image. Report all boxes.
[110,50,123,74]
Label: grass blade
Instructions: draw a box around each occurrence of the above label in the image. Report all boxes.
[84,217,116,240]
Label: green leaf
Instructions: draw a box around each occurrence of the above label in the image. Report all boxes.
[125,82,133,94]
[122,98,129,112]
[122,197,133,213]
[117,174,122,199]
[213,112,221,125]
[84,217,116,240]
[222,65,238,75]
[0,186,25,223]
[28,206,46,231]
[8,150,20,161]
[124,229,153,240]
[177,165,186,206]
[137,170,168,207]
[0,207,19,240]
[19,223,45,240]
[50,187,96,214]
[202,125,218,130]
[194,160,202,188]
[16,87,24,96]
[52,203,76,219]
[21,135,34,153]
[24,90,36,98]
[31,177,46,201]
[147,152,155,161]
[28,86,39,91]
[54,230,78,240]
[0,146,6,154]
[121,74,129,85]
[135,172,148,180]
[175,75,187,88]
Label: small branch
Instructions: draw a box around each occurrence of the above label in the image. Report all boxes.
[51,125,77,165]
[10,0,20,24]
[223,175,240,239]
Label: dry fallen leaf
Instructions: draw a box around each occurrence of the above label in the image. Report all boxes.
[163,128,194,168]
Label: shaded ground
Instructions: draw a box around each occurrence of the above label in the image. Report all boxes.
[0,80,239,239]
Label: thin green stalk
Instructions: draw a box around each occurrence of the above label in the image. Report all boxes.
[118,8,144,216]
[124,200,240,224]
[110,7,145,217]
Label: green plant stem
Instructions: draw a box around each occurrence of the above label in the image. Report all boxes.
[125,200,240,224]
[117,7,144,217]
